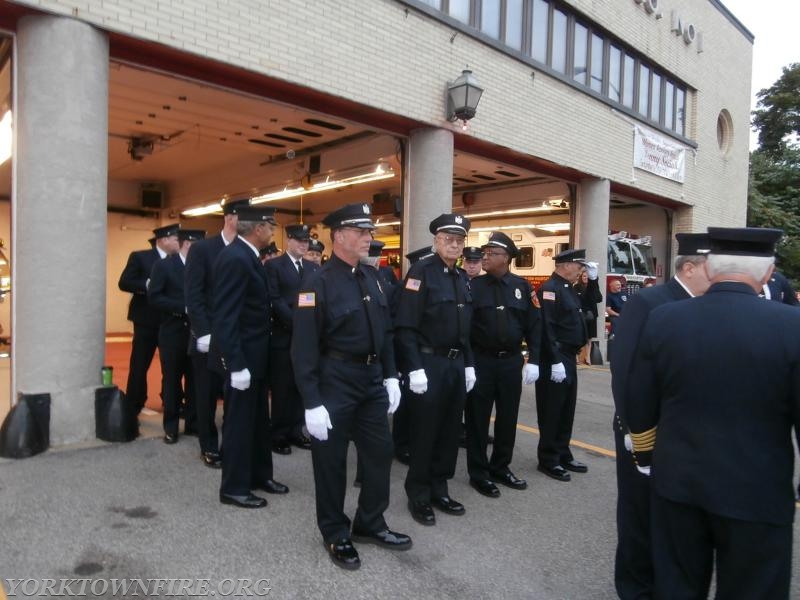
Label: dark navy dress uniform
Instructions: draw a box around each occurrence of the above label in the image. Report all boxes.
[535,252,597,473]
[763,270,799,305]
[467,268,541,483]
[395,249,474,505]
[627,228,800,599]
[209,233,276,498]
[118,245,164,415]
[265,237,319,449]
[292,253,397,544]
[147,250,195,439]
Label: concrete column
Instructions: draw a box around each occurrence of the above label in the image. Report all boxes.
[403,128,454,265]
[14,16,109,445]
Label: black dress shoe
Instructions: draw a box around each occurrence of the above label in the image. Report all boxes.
[537,464,571,482]
[408,500,436,526]
[562,459,588,473]
[163,433,178,444]
[432,496,465,515]
[490,470,528,490]
[201,452,222,469]
[470,478,501,498]
[290,435,312,450]
[219,492,267,508]
[351,528,412,551]
[395,448,410,465]
[325,538,360,570]
[271,441,291,455]
[254,479,289,494]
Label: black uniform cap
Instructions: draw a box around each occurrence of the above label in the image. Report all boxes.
[406,246,435,264]
[429,213,470,236]
[368,239,385,257]
[236,206,277,225]
[322,203,376,230]
[178,229,205,243]
[308,238,325,253]
[481,232,519,258]
[221,198,250,215]
[462,246,483,261]
[153,223,180,239]
[286,223,311,240]
[554,248,588,264]
[707,227,782,257]
[259,241,279,258]
[675,233,711,256]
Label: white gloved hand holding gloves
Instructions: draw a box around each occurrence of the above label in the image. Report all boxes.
[408,369,428,395]
[585,261,599,280]
[230,368,251,390]
[384,378,401,414]
[522,363,540,385]
[305,405,333,441]
[465,366,476,393]
[550,362,567,383]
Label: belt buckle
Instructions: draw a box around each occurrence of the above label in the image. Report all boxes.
[497,350,509,358]
[447,348,460,359]
[366,354,377,365]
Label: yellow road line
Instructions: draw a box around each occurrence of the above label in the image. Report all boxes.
[515,421,617,459]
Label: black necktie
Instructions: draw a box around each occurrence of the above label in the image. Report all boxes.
[494,279,509,344]
[296,260,304,278]
[355,267,378,355]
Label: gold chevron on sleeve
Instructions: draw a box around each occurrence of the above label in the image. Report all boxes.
[630,427,657,452]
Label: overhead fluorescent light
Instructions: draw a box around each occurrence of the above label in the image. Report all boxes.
[464,204,562,219]
[251,164,395,205]
[470,222,570,233]
[374,220,401,228]
[181,200,225,217]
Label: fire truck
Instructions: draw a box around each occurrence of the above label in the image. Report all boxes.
[467,229,657,293]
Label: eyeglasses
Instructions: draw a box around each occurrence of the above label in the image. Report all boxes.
[436,235,465,246]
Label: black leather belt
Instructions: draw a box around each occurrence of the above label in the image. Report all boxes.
[420,346,462,359]
[324,349,379,365]
[554,341,581,354]
[476,347,518,358]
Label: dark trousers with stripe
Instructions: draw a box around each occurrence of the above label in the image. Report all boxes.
[534,350,578,468]
[404,353,466,502]
[220,376,273,496]
[125,323,159,414]
[158,327,194,436]
[268,347,304,443]
[311,359,392,543]
[466,352,523,480]
[192,353,223,454]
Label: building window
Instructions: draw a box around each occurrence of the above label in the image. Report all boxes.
[573,22,588,85]
[717,109,733,155]
[505,0,524,50]
[551,8,568,73]
[650,73,661,122]
[638,64,650,116]
[608,45,621,102]
[622,54,635,109]
[419,0,442,8]
[481,0,501,39]
[531,0,549,63]
[590,33,603,93]
[448,0,471,24]
[675,88,686,135]
[664,80,675,130]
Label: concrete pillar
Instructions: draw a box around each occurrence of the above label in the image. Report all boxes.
[14,16,109,445]
[403,128,454,265]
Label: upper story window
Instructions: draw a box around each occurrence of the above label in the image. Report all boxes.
[419,0,689,139]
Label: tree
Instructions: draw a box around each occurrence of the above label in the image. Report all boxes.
[748,64,800,287]
[751,63,800,158]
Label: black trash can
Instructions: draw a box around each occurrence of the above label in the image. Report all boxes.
[0,393,51,458]
[95,386,137,442]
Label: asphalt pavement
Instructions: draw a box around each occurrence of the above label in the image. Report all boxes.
[1,366,798,599]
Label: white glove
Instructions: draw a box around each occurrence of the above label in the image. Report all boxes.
[550,362,566,383]
[384,378,401,414]
[230,368,251,391]
[408,369,428,395]
[305,405,333,441]
[585,261,599,280]
[465,366,476,393]
[522,363,540,385]
[624,434,633,453]
[196,334,211,353]
[636,465,651,477]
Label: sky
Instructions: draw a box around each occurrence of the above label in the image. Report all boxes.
[717,0,800,149]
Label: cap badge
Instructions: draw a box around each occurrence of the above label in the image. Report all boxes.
[362,204,369,214]
[515,288,522,299]
[454,216,463,224]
